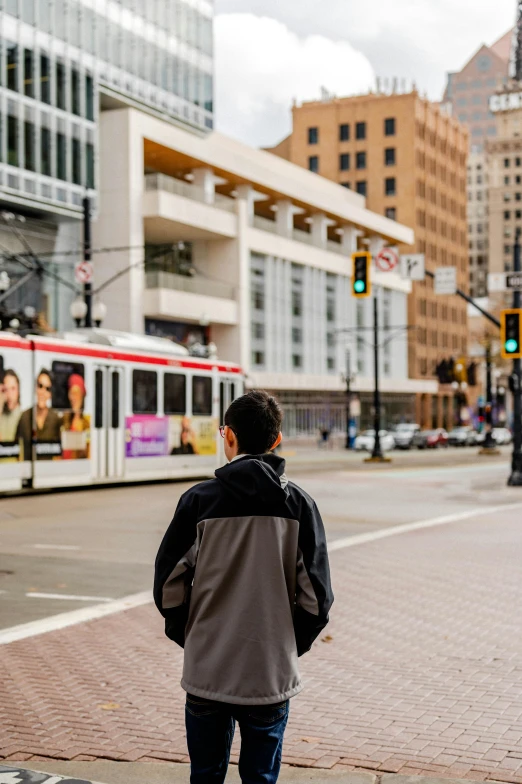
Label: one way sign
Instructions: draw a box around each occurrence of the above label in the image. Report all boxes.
[400,254,425,281]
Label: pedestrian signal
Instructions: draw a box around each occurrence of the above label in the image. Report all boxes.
[500,309,522,359]
[351,252,371,298]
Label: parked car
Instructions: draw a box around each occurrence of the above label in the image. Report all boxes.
[413,428,449,449]
[492,427,512,445]
[392,423,421,450]
[355,429,396,453]
[448,426,476,447]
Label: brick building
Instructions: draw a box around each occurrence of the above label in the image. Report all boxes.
[267,90,470,428]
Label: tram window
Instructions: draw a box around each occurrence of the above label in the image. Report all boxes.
[164,373,186,415]
[132,369,157,414]
[230,383,235,401]
[51,361,85,409]
[192,375,212,415]
[111,372,119,428]
[0,355,4,379]
[95,369,103,429]
[219,381,224,425]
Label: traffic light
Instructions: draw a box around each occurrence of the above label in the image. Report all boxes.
[500,309,522,359]
[351,252,371,298]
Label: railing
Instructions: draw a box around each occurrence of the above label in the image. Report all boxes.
[292,228,314,246]
[144,173,237,212]
[146,270,236,300]
[252,215,278,234]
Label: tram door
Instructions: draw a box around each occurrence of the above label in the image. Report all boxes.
[92,365,125,481]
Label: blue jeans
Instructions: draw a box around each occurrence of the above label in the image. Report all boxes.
[185,693,289,783]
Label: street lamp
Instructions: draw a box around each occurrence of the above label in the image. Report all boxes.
[92,301,107,328]
[70,297,88,328]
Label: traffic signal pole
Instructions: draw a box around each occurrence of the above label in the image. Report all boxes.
[370,295,385,461]
[509,230,522,486]
[83,196,92,328]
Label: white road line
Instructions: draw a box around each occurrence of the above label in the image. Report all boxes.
[26,592,114,602]
[32,544,81,551]
[0,590,151,645]
[328,501,522,552]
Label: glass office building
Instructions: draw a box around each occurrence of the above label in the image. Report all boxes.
[0,0,213,216]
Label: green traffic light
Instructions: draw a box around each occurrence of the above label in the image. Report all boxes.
[354,280,365,293]
[505,338,519,353]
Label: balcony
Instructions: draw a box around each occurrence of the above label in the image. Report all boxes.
[143,173,238,242]
[144,268,238,327]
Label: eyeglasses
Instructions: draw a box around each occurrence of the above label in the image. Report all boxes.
[219,425,236,438]
[37,381,52,392]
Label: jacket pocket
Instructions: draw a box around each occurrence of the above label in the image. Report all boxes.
[185,694,221,718]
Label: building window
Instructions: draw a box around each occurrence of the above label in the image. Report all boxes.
[40,54,51,104]
[7,43,18,92]
[505,244,511,255]
[356,181,367,196]
[385,148,396,166]
[385,177,396,196]
[355,121,366,140]
[385,207,396,220]
[252,289,264,310]
[308,155,319,173]
[72,138,81,185]
[384,117,396,136]
[56,62,66,110]
[86,143,95,189]
[8,115,18,166]
[252,322,265,339]
[505,158,510,168]
[341,182,351,189]
[24,121,35,171]
[85,75,94,121]
[292,290,302,317]
[41,127,51,176]
[57,132,66,180]
[517,157,522,166]
[339,123,349,141]
[71,69,80,116]
[292,327,302,343]
[505,211,511,220]
[252,351,264,366]
[339,153,350,171]
[308,127,318,145]
[292,354,302,369]
[24,49,34,97]
[356,151,366,169]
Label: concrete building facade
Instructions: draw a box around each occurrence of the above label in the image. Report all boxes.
[0,0,213,329]
[267,90,469,429]
[92,107,436,435]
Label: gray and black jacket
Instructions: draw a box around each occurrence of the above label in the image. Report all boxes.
[154,452,333,705]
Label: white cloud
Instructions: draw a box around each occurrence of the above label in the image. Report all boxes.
[214,14,375,147]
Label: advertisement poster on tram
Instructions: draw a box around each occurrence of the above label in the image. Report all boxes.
[0,359,90,462]
[125,415,218,458]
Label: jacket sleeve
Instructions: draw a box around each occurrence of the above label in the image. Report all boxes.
[154,491,199,648]
[294,497,334,656]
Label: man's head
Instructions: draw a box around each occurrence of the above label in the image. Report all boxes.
[223,390,282,461]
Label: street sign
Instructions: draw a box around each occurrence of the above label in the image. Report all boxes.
[507,272,522,290]
[400,253,425,281]
[375,247,399,272]
[488,272,522,292]
[434,266,457,295]
[75,261,93,284]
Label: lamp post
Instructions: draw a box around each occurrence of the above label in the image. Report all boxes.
[70,297,106,329]
[92,301,107,328]
[70,297,88,327]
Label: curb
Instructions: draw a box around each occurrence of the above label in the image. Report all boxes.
[0,763,509,784]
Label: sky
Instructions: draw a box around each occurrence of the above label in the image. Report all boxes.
[214,0,517,148]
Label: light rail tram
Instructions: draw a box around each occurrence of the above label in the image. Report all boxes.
[0,328,243,494]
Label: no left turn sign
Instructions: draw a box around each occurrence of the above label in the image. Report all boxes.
[75,261,93,284]
[375,247,399,272]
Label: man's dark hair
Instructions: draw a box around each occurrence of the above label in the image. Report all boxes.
[224,390,282,455]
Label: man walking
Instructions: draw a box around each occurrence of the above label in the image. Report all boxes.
[154,390,333,783]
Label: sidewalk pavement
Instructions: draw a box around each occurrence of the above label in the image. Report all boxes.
[2,508,522,782]
[0,765,503,784]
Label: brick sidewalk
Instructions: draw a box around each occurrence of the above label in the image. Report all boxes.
[2,509,522,781]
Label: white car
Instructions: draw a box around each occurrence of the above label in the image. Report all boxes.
[393,423,421,449]
[355,429,395,453]
[492,427,512,445]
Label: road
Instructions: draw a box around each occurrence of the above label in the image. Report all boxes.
[2,446,522,782]
[0,446,515,630]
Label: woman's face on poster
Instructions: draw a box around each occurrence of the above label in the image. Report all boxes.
[68,384,84,412]
[4,374,19,410]
[36,374,52,409]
